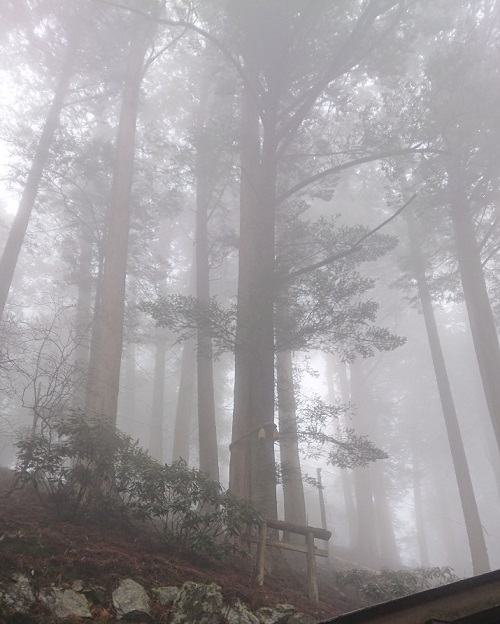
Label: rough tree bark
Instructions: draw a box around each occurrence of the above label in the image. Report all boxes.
[229,79,278,517]
[85,15,154,424]
[195,77,219,481]
[276,348,307,525]
[407,210,490,574]
[227,2,409,517]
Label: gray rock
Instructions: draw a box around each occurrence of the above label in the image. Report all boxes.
[225,599,260,624]
[44,588,92,619]
[1,574,36,613]
[152,585,180,607]
[72,579,85,592]
[170,581,224,624]
[112,578,151,621]
[256,604,296,624]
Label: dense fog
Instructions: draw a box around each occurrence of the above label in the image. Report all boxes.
[1,0,500,581]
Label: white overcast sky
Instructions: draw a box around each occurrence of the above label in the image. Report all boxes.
[0,68,19,217]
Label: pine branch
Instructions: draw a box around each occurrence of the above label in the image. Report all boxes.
[280,193,417,282]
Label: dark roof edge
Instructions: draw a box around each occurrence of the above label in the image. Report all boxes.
[320,568,500,624]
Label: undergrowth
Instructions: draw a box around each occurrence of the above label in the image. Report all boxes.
[13,413,261,559]
[337,566,459,602]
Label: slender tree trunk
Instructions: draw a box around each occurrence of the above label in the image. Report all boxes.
[0,35,77,319]
[195,78,219,481]
[431,458,460,571]
[229,80,277,517]
[172,340,196,463]
[352,466,377,566]
[326,355,356,549]
[350,360,378,566]
[352,358,400,568]
[447,149,500,455]
[276,349,307,525]
[371,462,401,568]
[412,438,430,567]
[407,211,490,574]
[122,341,136,434]
[84,249,104,416]
[85,17,154,424]
[149,331,167,462]
[74,231,93,370]
[73,228,93,408]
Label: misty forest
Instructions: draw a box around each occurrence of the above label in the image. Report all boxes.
[1,0,500,603]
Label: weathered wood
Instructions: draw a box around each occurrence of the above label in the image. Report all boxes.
[265,518,332,541]
[306,530,319,603]
[243,534,329,558]
[243,519,331,603]
[256,521,267,586]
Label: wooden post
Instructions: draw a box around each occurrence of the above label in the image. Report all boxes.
[256,521,267,585]
[243,519,330,601]
[306,530,319,603]
[317,467,329,552]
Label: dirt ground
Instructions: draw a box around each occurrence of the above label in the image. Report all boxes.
[0,467,361,622]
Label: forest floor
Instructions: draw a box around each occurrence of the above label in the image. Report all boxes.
[0,467,363,623]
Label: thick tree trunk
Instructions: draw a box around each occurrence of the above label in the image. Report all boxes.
[229,81,277,517]
[149,331,167,462]
[407,211,490,575]
[195,80,219,481]
[0,36,77,319]
[172,340,196,463]
[276,349,307,525]
[85,18,153,424]
[447,150,500,456]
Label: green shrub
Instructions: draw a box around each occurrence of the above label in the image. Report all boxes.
[115,450,261,558]
[14,414,261,558]
[336,566,459,602]
[14,413,125,519]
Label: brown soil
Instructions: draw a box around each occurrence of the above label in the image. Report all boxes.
[0,468,361,622]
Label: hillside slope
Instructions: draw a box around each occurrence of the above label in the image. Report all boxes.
[0,468,360,622]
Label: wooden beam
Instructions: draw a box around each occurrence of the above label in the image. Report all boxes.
[242,535,329,557]
[265,518,332,541]
[243,519,331,604]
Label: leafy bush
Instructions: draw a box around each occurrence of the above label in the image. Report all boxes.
[336,566,459,603]
[14,412,126,518]
[14,414,261,558]
[115,451,262,558]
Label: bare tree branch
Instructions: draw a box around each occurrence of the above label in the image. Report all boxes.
[277,148,439,204]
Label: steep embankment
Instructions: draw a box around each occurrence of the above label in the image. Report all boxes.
[0,467,360,622]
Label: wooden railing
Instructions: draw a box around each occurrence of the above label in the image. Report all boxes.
[243,518,332,603]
